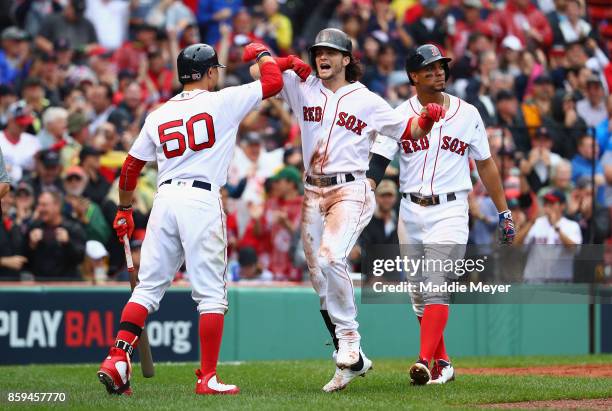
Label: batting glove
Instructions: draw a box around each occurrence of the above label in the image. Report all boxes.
[417,103,446,132]
[242,43,271,62]
[113,205,135,243]
[290,56,312,81]
[498,210,515,244]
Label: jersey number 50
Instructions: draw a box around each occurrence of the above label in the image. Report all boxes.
[158,113,215,159]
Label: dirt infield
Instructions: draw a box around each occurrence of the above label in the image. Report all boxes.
[462,364,612,378]
[481,398,612,410]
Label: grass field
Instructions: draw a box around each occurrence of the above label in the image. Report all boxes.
[1,355,611,410]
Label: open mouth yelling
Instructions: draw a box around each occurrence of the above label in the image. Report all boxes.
[318,63,331,74]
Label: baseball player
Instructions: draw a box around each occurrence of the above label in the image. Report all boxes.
[368,44,515,385]
[249,29,444,392]
[97,42,283,396]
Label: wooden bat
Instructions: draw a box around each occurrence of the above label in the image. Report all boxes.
[122,230,155,378]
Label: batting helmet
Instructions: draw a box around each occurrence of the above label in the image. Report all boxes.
[404,44,452,85]
[308,28,352,67]
[177,43,226,85]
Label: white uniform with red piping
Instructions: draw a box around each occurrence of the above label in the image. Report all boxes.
[280,71,411,341]
[371,93,491,315]
[126,83,262,315]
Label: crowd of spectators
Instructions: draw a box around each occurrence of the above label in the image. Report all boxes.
[0,0,611,284]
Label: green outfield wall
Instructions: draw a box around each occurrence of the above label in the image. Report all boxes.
[0,285,595,365]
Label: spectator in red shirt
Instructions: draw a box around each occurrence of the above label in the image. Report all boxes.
[488,0,553,49]
[261,166,303,281]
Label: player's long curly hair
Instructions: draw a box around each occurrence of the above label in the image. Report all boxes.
[345,55,363,83]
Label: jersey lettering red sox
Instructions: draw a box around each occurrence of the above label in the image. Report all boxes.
[129,82,262,186]
[280,71,410,175]
[372,94,491,195]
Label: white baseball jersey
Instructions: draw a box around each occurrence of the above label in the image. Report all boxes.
[372,94,491,195]
[129,82,262,186]
[522,216,582,282]
[0,131,41,182]
[279,71,411,175]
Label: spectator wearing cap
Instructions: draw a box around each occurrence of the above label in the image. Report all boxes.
[29,149,64,199]
[488,0,553,48]
[84,0,129,51]
[0,102,41,182]
[35,0,99,56]
[451,32,492,81]
[521,73,556,137]
[576,75,607,129]
[79,146,111,205]
[515,189,582,283]
[12,181,36,232]
[197,0,242,46]
[63,165,111,244]
[37,106,70,150]
[359,179,399,247]
[0,26,30,86]
[145,49,175,102]
[83,240,110,283]
[146,0,196,34]
[519,127,562,194]
[24,188,86,279]
[67,111,90,148]
[234,246,273,282]
[571,134,605,203]
[113,81,145,130]
[549,91,587,158]
[495,90,531,155]
[558,0,591,44]
[499,35,523,78]
[259,166,303,281]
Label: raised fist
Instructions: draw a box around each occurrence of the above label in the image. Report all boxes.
[290,56,312,81]
[242,43,270,62]
[422,103,446,122]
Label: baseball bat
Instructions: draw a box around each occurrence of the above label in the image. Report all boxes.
[122,230,155,378]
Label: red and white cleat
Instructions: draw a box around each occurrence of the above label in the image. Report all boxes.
[195,370,240,395]
[97,346,133,395]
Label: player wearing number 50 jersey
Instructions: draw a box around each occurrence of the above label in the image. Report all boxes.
[368,44,515,386]
[97,43,283,396]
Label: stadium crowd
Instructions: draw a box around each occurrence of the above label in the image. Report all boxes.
[0,0,611,283]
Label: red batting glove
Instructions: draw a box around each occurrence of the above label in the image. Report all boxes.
[242,43,270,62]
[417,103,446,132]
[290,56,312,81]
[113,207,135,243]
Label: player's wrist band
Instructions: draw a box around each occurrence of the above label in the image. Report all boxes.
[118,204,133,211]
[256,51,271,62]
[115,339,134,357]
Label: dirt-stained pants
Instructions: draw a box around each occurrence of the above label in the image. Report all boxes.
[301,178,375,343]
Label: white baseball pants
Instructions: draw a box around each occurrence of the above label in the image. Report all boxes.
[301,178,375,342]
[129,181,228,315]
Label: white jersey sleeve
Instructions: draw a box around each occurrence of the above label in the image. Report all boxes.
[369,94,409,141]
[468,108,491,161]
[370,134,399,161]
[279,70,302,107]
[218,80,263,125]
[129,120,156,161]
[564,220,583,244]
